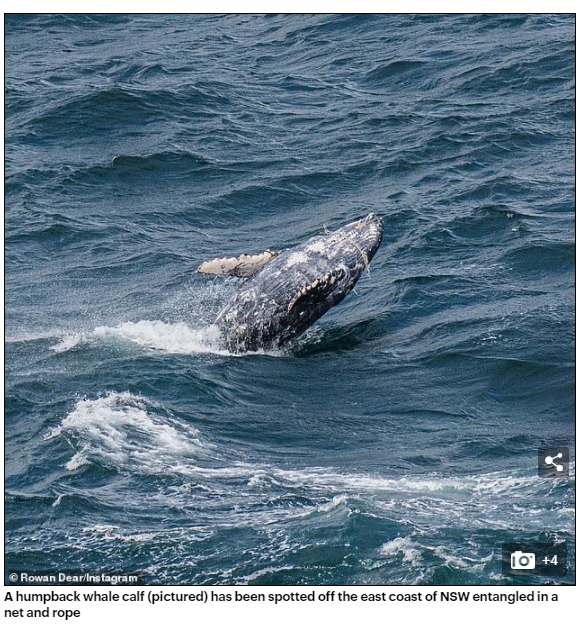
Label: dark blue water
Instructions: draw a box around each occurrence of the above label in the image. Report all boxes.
[5,14,575,585]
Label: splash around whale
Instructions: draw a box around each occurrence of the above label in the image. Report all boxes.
[198,214,384,353]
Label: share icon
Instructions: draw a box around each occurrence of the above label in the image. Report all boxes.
[538,447,569,478]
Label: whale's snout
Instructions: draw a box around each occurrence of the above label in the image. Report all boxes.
[339,213,384,263]
[363,212,384,235]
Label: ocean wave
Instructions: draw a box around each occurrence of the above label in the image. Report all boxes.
[60,151,214,187]
[50,320,226,356]
[31,382,576,584]
[49,391,574,521]
[379,537,422,566]
[46,391,214,473]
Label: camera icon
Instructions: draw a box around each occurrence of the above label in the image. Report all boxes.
[511,551,536,570]
[503,542,567,576]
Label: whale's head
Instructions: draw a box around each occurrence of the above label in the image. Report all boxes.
[298,212,383,308]
[270,212,384,326]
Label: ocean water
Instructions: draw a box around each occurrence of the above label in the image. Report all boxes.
[5,14,575,585]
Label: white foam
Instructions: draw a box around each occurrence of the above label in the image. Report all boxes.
[51,333,83,353]
[272,466,570,499]
[316,494,348,513]
[81,525,160,543]
[379,537,422,565]
[426,545,494,571]
[66,452,89,471]
[51,321,227,355]
[55,392,212,473]
[238,566,296,583]
[95,321,223,354]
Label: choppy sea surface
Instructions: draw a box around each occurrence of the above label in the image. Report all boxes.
[5,14,575,585]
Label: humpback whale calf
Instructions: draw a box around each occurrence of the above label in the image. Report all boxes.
[198,213,384,353]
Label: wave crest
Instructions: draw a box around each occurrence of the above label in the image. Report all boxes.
[51,320,225,355]
[49,391,213,473]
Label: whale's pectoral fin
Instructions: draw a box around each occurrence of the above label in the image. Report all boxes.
[287,270,344,313]
[197,250,279,278]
